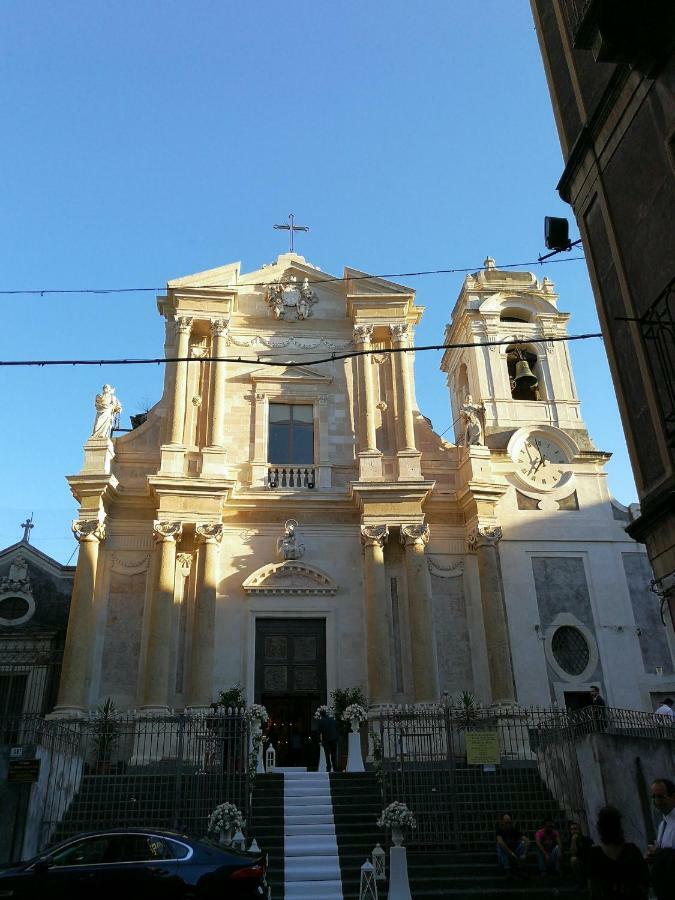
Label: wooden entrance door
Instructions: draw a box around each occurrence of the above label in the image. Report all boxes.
[255,618,326,768]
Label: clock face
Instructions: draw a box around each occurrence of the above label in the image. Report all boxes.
[515,435,567,488]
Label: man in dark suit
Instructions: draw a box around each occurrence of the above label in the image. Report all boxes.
[317,709,340,773]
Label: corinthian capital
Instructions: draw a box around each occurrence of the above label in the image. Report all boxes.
[360,524,389,548]
[400,523,430,548]
[71,520,106,543]
[467,524,502,550]
[389,323,409,343]
[153,521,183,543]
[196,522,224,544]
[210,318,229,339]
[174,315,193,336]
[353,324,374,345]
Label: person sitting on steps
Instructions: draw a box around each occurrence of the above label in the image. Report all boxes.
[496,814,529,879]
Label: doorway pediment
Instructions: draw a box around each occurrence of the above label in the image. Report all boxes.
[243,561,338,595]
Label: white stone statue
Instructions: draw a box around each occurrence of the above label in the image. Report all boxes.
[91,384,122,439]
[277,519,305,560]
[460,395,484,446]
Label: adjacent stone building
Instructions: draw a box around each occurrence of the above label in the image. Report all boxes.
[530,0,675,623]
[52,252,674,763]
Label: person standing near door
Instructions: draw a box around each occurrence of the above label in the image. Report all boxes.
[317,708,340,773]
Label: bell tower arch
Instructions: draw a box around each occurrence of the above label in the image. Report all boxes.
[441,258,588,449]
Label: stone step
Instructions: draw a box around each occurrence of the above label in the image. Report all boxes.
[284,880,344,899]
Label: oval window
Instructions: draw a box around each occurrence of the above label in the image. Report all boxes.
[551,626,590,676]
[0,596,30,621]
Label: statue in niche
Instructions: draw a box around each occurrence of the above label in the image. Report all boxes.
[277,519,305,560]
[460,395,484,446]
[91,384,122,439]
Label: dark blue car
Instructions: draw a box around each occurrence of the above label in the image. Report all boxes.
[0,828,270,899]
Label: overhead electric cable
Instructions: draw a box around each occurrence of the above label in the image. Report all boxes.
[0,333,603,369]
[0,255,585,296]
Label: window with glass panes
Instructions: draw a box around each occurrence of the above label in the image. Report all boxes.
[268,404,314,464]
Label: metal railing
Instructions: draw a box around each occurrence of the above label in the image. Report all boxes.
[1,711,251,854]
[373,702,675,849]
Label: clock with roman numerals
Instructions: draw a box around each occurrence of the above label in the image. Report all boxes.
[514,433,568,489]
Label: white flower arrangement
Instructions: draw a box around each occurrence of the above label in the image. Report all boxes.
[377,801,417,831]
[245,703,269,724]
[342,703,368,723]
[313,705,333,720]
[208,802,244,834]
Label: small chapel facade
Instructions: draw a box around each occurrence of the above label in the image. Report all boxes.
[52,253,675,745]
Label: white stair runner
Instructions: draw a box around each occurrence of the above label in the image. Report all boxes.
[283,770,344,900]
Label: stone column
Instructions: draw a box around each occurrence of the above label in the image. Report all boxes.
[360,525,393,703]
[467,525,515,703]
[188,523,223,709]
[141,521,182,712]
[401,524,439,703]
[168,316,192,446]
[207,319,228,448]
[52,520,106,716]
[390,324,416,452]
[354,325,377,452]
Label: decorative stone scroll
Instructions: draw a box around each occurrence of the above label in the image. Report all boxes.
[400,523,430,548]
[195,523,224,544]
[243,561,338,596]
[72,520,106,543]
[360,524,389,548]
[0,556,32,595]
[467,525,502,551]
[153,521,183,543]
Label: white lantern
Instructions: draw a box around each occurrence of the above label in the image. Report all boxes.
[359,859,378,900]
[231,828,246,851]
[248,838,260,853]
[265,744,276,771]
[372,842,386,880]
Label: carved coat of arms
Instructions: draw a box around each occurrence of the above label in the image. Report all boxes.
[265,276,317,321]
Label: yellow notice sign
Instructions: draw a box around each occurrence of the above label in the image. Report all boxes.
[465,730,500,765]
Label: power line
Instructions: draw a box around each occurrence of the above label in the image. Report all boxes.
[0,333,603,369]
[0,255,586,296]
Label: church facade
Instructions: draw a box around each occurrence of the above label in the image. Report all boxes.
[52,253,675,744]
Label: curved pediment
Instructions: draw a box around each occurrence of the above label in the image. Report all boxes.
[243,561,338,595]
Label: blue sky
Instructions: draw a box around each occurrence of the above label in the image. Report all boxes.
[0,1,636,562]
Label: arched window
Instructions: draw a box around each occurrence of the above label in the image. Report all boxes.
[500,308,532,323]
[506,345,544,401]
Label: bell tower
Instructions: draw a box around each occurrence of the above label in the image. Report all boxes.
[440,258,590,450]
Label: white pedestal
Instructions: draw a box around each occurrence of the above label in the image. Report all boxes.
[346,731,365,772]
[318,744,327,772]
[388,846,412,900]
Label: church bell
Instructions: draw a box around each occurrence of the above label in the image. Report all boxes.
[514,358,538,390]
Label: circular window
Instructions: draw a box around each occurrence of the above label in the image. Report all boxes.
[552,626,590,676]
[0,596,30,621]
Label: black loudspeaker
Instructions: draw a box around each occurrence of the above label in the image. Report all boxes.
[544,216,571,251]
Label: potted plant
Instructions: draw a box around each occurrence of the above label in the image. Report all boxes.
[330,687,367,767]
[90,698,120,773]
[217,684,246,711]
[207,801,244,846]
[377,801,417,847]
[342,703,368,733]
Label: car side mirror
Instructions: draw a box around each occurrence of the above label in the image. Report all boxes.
[33,858,53,874]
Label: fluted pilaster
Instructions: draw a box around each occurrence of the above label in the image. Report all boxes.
[168,317,192,446]
[354,325,377,453]
[141,521,182,711]
[207,319,228,448]
[188,523,223,709]
[361,524,393,703]
[52,520,106,716]
[467,524,515,703]
[401,523,439,702]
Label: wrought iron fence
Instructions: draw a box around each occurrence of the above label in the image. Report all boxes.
[1,710,251,854]
[373,704,592,850]
[0,639,63,724]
